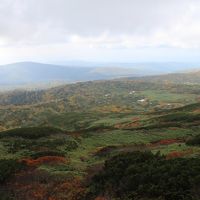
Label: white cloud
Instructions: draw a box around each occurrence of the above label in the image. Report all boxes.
[1,0,200,63]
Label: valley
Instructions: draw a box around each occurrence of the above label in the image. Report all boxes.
[2,1,200,199]
[0,74,200,199]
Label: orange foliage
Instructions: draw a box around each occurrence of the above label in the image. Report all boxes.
[166,149,193,160]
[51,178,86,200]
[21,156,67,167]
[158,139,182,145]
[9,169,86,200]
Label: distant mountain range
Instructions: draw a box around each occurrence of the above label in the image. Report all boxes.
[128,71,200,84]
[0,62,146,87]
[0,61,200,90]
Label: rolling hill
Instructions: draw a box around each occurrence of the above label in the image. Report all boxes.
[129,71,200,84]
[1,62,200,90]
[0,78,199,131]
[0,75,199,199]
[0,101,200,199]
[0,62,143,87]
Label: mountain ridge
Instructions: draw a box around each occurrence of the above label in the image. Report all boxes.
[0,62,142,86]
[1,61,200,91]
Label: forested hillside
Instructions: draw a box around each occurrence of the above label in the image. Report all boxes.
[0,79,199,131]
[129,71,200,84]
[0,78,199,200]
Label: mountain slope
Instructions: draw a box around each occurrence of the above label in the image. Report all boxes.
[0,62,142,86]
[0,79,199,131]
[129,71,200,84]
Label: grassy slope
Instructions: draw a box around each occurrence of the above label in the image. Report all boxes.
[1,103,199,174]
[0,80,199,131]
[0,80,199,199]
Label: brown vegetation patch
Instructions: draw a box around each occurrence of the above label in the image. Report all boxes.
[166,149,193,159]
[193,108,200,113]
[8,169,86,200]
[21,156,67,167]
[149,138,184,147]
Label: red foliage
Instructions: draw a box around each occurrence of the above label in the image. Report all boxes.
[166,149,193,159]
[158,139,181,145]
[52,178,86,200]
[150,139,183,147]
[21,156,67,167]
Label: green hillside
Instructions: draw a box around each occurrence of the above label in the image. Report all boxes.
[130,71,200,84]
[0,79,199,200]
[0,80,199,131]
[0,101,199,199]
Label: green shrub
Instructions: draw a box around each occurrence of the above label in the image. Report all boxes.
[90,151,200,200]
[0,159,24,183]
[186,134,200,146]
[0,127,63,139]
[30,151,66,159]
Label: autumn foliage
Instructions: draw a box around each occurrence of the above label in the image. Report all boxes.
[166,149,193,159]
[21,156,67,167]
[149,138,183,147]
[9,168,86,200]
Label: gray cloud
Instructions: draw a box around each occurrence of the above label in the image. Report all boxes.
[1,0,200,64]
[0,0,197,45]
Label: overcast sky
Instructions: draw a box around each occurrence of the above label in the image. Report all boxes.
[1,0,200,64]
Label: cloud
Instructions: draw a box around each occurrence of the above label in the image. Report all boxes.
[1,0,200,64]
[0,0,200,48]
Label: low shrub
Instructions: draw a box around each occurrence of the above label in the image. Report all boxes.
[30,151,66,159]
[186,134,200,146]
[0,127,63,139]
[89,151,200,200]
[0,159,24,183]
[21,156,67,167]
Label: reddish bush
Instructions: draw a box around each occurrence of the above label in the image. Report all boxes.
[166,149,193,159]
[150,139,183,147]
[158,139,181,145]
[9,169,86,200]
[52,178,86,200]
[21,156,67,167]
